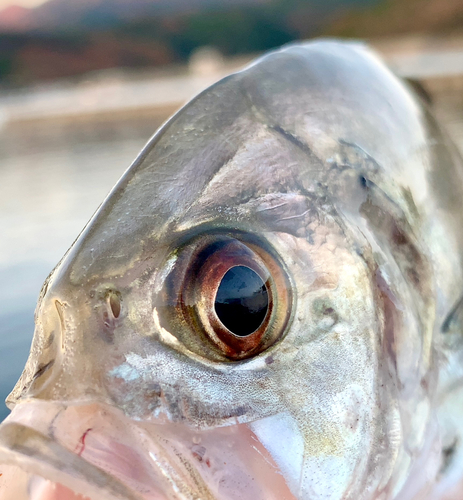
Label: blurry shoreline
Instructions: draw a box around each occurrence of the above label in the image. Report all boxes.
[1,36,463,161]
[1,36,463,129]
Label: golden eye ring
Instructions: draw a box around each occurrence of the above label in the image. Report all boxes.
[177,236,291,360]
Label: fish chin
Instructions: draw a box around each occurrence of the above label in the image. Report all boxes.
[0,400,296,500]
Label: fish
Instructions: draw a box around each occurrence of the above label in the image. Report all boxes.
[1,39,463,500]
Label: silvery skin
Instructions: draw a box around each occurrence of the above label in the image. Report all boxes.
[1,40,463,500]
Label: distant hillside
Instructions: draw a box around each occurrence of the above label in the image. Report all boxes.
[0,0,379,85]
[0,0,378,34]
[325,0,463,37]
[0,0,271,33]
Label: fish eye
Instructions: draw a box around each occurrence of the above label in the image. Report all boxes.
[162,234,292,361]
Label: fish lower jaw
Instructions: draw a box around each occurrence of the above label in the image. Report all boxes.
[0,400,207,500]
[0,400,296,500]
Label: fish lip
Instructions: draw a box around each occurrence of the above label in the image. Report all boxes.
[0,400,214,500]
[0,421,142,500]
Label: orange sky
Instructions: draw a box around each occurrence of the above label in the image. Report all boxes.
[0,0,47,8]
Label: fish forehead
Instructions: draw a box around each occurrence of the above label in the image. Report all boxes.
[58,40,428,286]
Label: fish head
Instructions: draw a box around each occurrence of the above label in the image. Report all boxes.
[0,40,452,500]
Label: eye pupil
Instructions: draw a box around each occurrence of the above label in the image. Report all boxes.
[214,266,269,337]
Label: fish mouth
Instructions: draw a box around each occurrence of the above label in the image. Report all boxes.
[0,401,294,500]
[0,401,213,500]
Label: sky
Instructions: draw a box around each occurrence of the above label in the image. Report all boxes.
[0,0,47,8]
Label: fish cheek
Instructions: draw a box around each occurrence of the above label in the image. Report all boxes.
[268,232,395,495]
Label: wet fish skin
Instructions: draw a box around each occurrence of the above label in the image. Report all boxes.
[1,40,463,499]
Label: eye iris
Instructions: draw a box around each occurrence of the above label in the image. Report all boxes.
[214,266,269,337]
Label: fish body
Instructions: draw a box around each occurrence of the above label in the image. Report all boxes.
[1,40,463,500]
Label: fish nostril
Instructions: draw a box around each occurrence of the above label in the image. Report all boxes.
[32,359,55,381]
[108,292,121,319]
[359,175,369,189]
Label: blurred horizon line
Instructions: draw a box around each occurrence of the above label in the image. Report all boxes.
[1,35,463,130]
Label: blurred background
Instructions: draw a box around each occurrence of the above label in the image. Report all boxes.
[0,0,463,421]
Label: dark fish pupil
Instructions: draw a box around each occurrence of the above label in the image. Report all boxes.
[214,266,269,336]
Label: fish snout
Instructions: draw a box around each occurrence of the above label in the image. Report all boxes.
[6,273,130,408]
